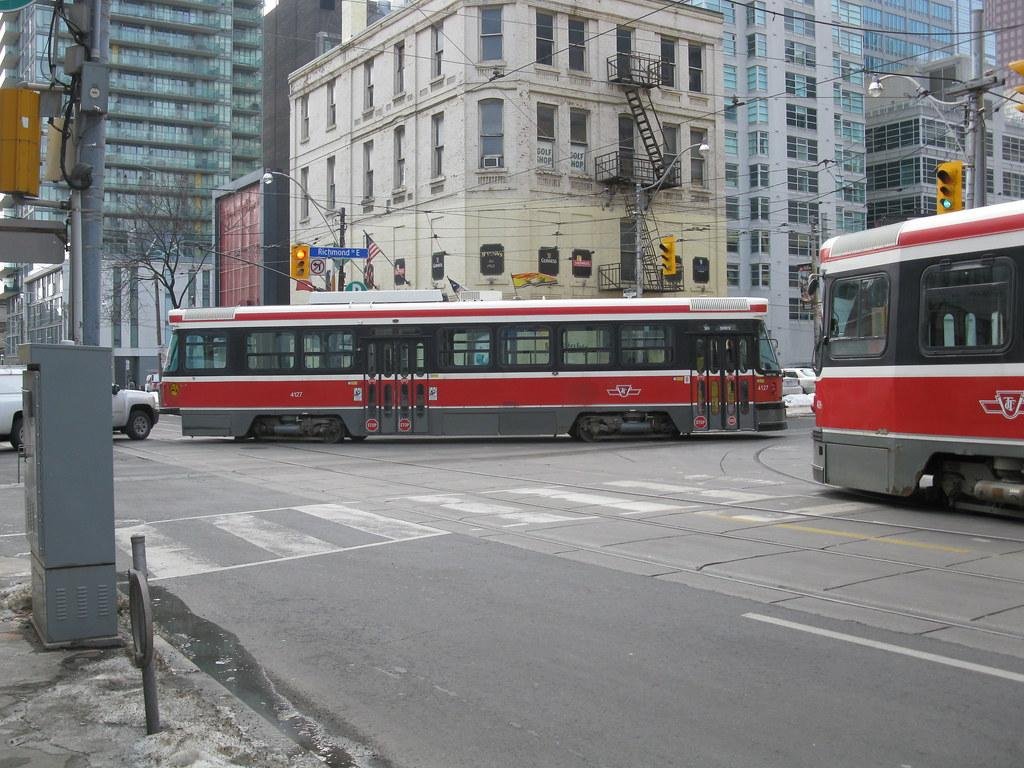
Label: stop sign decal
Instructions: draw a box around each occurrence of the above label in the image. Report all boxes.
[365,418,379,432]
[693,415,708,429]
[398,417,411,432]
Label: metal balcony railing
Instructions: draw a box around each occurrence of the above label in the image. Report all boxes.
[594,152,680,188]
[606,53,662,88]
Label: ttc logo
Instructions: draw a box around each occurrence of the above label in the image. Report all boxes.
[979,391,1024,420]
[607,384,641,398]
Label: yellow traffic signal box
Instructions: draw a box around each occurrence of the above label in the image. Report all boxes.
[935,160,963,214]
[659,235,677,276]
[0,88,42,197]
[290,244,310,279]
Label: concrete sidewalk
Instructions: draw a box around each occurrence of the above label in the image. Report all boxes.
[0,580,326,768]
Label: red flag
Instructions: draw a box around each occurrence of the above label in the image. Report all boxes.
[296,280,315,292]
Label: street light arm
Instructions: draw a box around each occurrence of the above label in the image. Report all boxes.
[262,170,341,247]
[867,73,963,106]
[642,141,711,193]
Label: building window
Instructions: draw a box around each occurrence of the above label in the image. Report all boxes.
[787,168,818,193]
[570,108,588,173]
[394,126,406,188]
[750,231,770,254]
[787,136,818,161]
[300,94,309,141]
[748,130,769,156]
[690,127,707,186]
[750,196,769,221]
[481,6,502,62]
[726,230,740,255]
[688,43,703,92]
[725,162,738,188]
[727,263,740,287]
[723,64,737,91]
[724,130,738,155]
[394,42,405,94]
[480,99,503,167]
[750,263,771,287]
[568,18,586,71]
[537,103,555,169]
[663,123,679,172]
[363,57,374,111]
[747,65,767,92]
[786,72,817,98]
[326,79,336,127]
[789,297,813,321]
[432,112,444,177]
[788,200,819,225]
[536,12,554,66]
[749,163,769,188]
[747,32,767,57]
[432,23,444,78]
[747,99,769,124]
[363,142,373,199]
[786,104,818,130]
[326,156,335,209]
[660,36,676,88]
[299,166,310,220]
[726,196,739,220]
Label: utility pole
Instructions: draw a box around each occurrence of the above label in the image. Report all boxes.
[76,0,110,345]
[946,9,999,209]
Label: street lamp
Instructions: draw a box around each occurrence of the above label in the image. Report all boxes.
[866,73,961,106]
[633,142,710,298]
[262,170,346,248]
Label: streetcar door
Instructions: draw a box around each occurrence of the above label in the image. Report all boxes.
[691,334,755,432]
[363,337,430,435]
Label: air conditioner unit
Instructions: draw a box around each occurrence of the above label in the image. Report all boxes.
[482,154,503,168]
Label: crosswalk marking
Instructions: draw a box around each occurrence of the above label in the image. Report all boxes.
[604,480,776,505]
[294,504,445,539]
[209,513,339,558]
[116,505,448,581]
[404,494,585,525]
[495,487,686,515]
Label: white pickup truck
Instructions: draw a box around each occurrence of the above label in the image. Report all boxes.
[1,367,159,449]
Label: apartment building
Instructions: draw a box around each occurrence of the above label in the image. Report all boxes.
[287,0,725,300]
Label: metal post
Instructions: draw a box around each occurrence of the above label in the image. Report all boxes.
[634,182,643,298]
[70,191,83,343]
[79,0,110,345]
[130,534,160,735]
[971,8,986,208]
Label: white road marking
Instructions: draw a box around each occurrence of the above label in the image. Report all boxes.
[744,613,1024,684]
[696,510,803,523]
[294,504,445,539]
[116,524,219,580]
[496,487,686,514]
[404,493,585,525]
[208,513,339,558]
[604,480,775,504]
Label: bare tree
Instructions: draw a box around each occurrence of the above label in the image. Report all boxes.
[104,173,213,312]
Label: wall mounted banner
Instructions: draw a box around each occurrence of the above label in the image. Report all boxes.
[538,247,559,276]
[571,249,593,278]
[431,251,445,281]
[480,243,504,275]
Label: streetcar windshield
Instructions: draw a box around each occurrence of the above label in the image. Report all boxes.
[165,332,180,374]
[757,329,780,373]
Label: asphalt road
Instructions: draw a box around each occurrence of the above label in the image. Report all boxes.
[2,416,1023,767]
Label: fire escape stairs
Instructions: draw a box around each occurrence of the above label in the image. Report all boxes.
[624,88,667,182]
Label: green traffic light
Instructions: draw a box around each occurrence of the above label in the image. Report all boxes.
[940,198,953,210]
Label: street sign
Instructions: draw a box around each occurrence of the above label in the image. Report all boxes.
[344,281,367,291]
[0,0,35,11]
[310,246,368,260]
[309,258,326,275]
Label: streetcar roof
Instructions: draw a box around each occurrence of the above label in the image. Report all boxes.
[819,199,1024,270]
[168,296,769,326]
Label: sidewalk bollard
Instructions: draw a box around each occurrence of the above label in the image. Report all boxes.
[129,534,160,735]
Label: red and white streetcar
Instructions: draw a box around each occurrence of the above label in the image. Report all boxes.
[160,295,786,442]
[813,200,1024,512]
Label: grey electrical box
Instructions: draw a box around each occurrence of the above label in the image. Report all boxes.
[79,62,109,114]
[21,344,117,647]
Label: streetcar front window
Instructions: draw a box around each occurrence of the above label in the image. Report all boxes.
[757,330,780,373]
[165,333,180,373]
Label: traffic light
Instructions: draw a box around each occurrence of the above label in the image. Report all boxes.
[1010,60,1024,112]
[659,235,677,276]
[290,244,310,279]
[935,160,963,214]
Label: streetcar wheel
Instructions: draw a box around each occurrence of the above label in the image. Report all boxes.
[577,418,600,442]
[322,419,345,444]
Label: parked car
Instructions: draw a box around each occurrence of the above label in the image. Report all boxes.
[781,373,804,397]
[783,367,816,394]
[0,367,159,449]
[144,373,161,392]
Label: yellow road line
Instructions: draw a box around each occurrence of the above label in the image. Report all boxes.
[775,524,971,553]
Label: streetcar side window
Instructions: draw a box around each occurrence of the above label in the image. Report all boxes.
[920,258,1013,354]
[561,325,612,367]
[303,330,355,370]
[499,325,551,367]
[184,333,228,370]
[619,323,672,367]
[757,329,780,373]
[245,331,296,371]
[441,328,491,368]
[828,274,889,357]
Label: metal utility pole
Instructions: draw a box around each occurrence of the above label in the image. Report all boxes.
[78,0,110,345]
[633,183,643,298]
[947,9,999,209]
